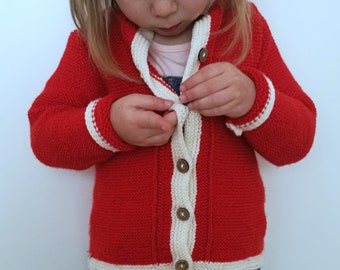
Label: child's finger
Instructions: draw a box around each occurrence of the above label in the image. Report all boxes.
[163,111,178,128]
[135,110,172,132]
[180,63,225,92]
[133,94,174,111]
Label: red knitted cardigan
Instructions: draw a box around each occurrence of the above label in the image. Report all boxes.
[28,2,316,270]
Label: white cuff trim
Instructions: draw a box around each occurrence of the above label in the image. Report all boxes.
[226,77,276,136]
[85,100,119,152]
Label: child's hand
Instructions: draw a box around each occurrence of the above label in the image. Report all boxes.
[110,94,177,147]
[179,62,256,119]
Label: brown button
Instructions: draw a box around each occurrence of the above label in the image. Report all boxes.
[177,208,190,221]
[175,260,189,270]
[176,159,189,173]
[198,47,208,62]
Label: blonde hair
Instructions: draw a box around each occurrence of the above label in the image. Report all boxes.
[70,0,252,78]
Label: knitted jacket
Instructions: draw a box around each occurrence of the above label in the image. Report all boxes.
[28,2,316,270]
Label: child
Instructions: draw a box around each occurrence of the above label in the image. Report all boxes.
[28,0,316,269]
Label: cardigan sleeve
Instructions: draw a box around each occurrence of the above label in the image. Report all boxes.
[225,4,316,166]
[28,30,135,170]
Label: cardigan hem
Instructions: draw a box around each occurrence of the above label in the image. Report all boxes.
[88,253,264,270]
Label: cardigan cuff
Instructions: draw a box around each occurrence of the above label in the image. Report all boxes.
[226,68,276,136]
[85,95,136,152]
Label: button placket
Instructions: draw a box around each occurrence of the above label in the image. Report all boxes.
[130,16,211,270]
[175,159,191,222]
[172,154,193,269]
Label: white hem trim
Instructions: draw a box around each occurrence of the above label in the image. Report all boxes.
[88,253,264,270]
[85,100,119,152]
[226,77,276,136]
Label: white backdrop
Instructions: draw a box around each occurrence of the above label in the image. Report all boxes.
[1,1,339,269]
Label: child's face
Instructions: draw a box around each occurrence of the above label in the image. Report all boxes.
[115,0,212,44]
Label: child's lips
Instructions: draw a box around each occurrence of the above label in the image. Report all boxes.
[158,23,181,33]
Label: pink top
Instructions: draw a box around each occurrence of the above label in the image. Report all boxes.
[148,41,191,77]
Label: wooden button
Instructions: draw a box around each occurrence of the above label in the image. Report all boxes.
[175,260,189,270]
[198,47,208,62]
[176,159,189,173]
[177,208,190,221]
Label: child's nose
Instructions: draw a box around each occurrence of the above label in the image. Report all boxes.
[151,0,177,17]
